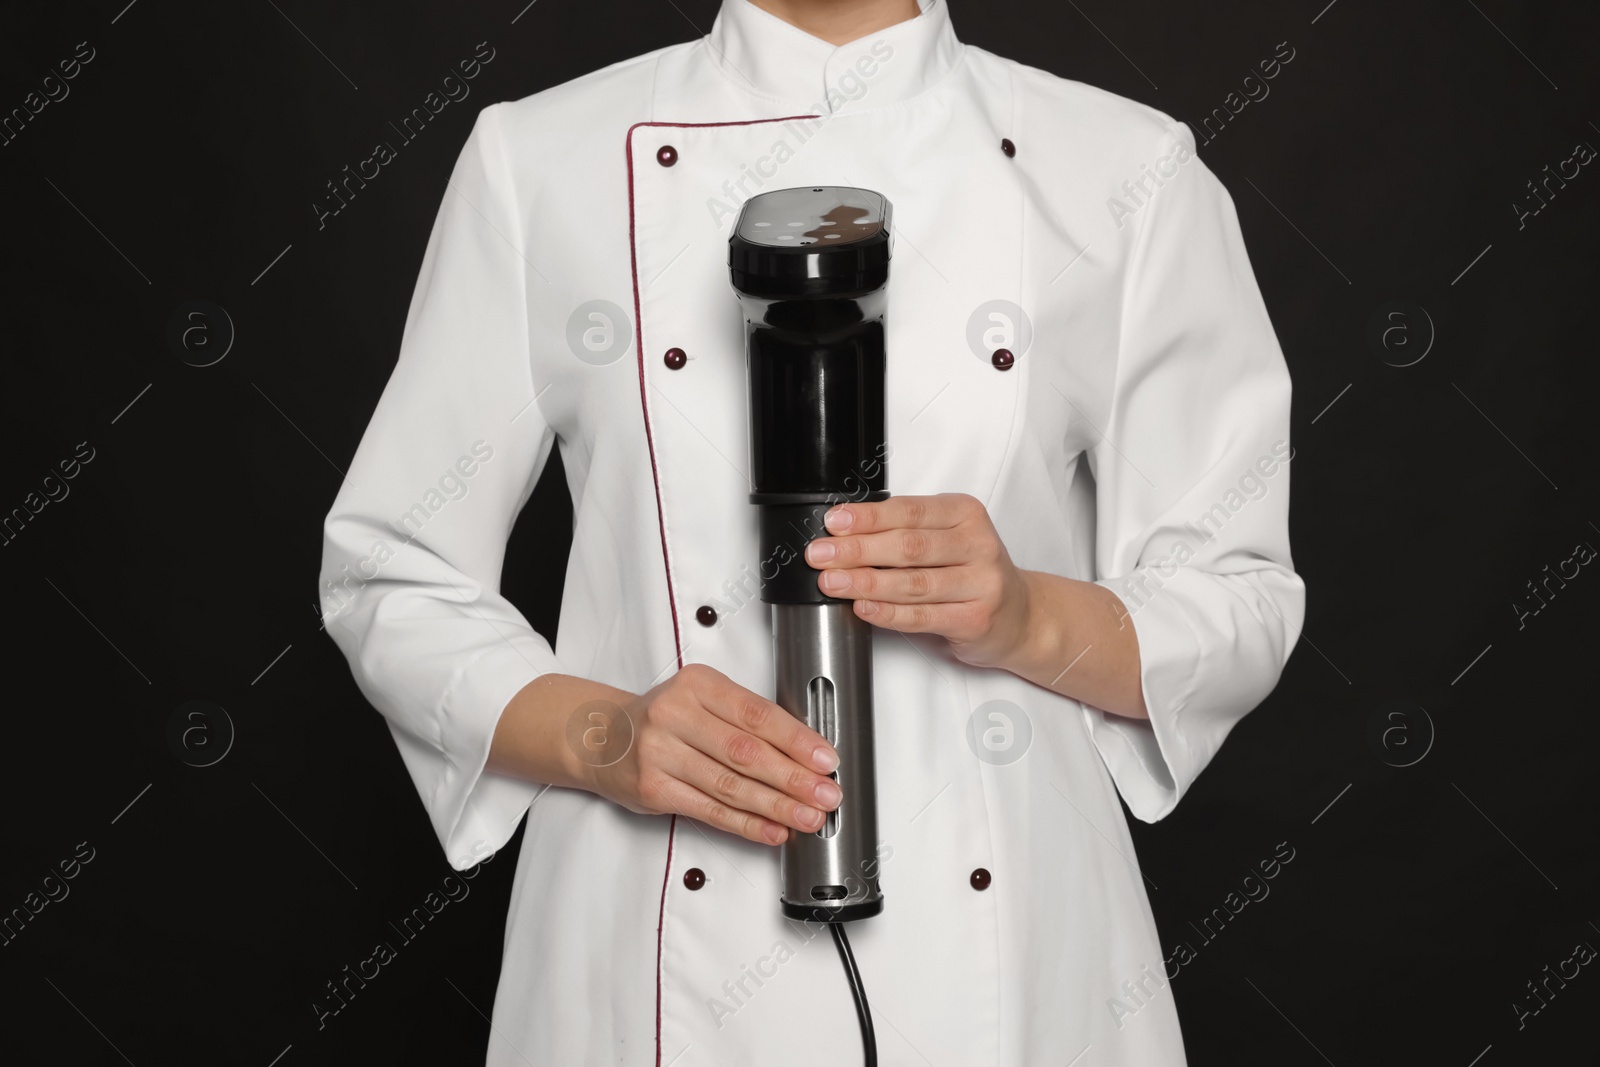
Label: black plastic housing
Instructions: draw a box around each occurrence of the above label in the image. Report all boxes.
[730,187,893,605]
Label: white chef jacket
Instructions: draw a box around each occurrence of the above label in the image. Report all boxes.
[319,1,1305,1063]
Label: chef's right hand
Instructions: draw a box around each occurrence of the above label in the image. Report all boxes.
[587,663,843,846]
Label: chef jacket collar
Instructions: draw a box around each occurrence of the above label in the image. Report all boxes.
[705,0,963,114]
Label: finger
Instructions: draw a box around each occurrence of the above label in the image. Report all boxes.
[817,565,985,604]
[670,700,843,813]
[694,669,840,775]
[647,770,791,845]
[823,493,978,536]
[806,527,976,569]
[666,740,829,836]
[852,598,961,635]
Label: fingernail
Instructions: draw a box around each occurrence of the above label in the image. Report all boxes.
[857,599,879,616]
[765,824,788,844]
[806,539,836,563]
[819,570,848,592]
[815,780,842,808]
[825,507,853,532]
[812,746,839,772]
[798,806,824,830]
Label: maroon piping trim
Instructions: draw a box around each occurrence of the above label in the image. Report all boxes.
[625,113,819,1067]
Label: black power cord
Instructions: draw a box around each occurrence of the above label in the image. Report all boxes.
[829,923,878,1067]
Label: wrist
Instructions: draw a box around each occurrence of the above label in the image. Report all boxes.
[1005,569,1104,695]
[492,674,627,794]
[1014,570,1068,682]
[552,692,596,793]
[558,680,637,794]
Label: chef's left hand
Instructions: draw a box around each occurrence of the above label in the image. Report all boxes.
[804,494,1031,670]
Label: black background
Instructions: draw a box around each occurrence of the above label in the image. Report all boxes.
[3,1,1597,1064]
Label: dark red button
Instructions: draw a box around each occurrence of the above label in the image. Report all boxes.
[696,605,717,627]
[657,145,678,167]
[664,347,687,370]
[683,867,706,890]
[970,867,991,891]
[1001,138,1016,158]
[991,348,1015,371]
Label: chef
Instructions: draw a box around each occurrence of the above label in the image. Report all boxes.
[318,0,1305,1063]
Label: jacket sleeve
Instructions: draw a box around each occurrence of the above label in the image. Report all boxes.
[1082,118,1306,823]
[319,103,562,870]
